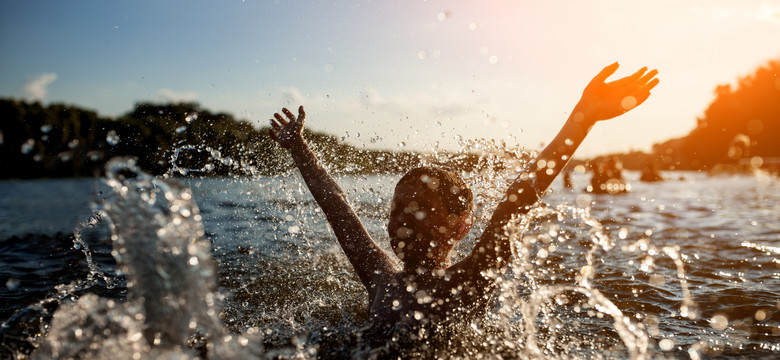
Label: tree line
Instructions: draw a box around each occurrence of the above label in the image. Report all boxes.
[649,58,780,170]
[0,100,487,179]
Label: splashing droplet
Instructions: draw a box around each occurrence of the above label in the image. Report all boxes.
[107,130,120,146]
[5,278,19,291]
[658,339,674,351]
[185,113,199,123]
[710,314,728,330]
[21,139,35,154]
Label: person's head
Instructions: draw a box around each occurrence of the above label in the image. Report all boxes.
[388,166,474,269]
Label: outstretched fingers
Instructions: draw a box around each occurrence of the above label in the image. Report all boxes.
[632,72,660,106]
[643,77,660,92]
[297,105,306,124]
[282,107,296,122]
[592,62,620,84]
[638,70,660,91]
[274,112,289,125]
[268,105,307,146]
[609,66,648,89]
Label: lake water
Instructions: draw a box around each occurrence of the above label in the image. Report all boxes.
[1,166,778,359]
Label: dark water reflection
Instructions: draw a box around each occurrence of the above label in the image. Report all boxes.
[1,171,778,358]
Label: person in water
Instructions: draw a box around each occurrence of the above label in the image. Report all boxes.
[268,62,658,342]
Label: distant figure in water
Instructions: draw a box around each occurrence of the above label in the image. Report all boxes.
[268,62,658,352]
[640,161,664,182]
[588,156,629,194]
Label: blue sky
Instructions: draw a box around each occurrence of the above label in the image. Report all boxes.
[2,0,779,157]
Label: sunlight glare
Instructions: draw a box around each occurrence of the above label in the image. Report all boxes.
[621,96,637,110]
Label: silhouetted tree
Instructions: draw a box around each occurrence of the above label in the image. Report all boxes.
[0,99,480,178]
[652,58,780,169]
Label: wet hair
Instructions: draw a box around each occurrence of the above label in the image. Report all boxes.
[396,166,473,215]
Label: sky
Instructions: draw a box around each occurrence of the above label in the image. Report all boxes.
[1,0,779,158]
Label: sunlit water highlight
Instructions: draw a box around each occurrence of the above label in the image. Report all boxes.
[1,155,778,358]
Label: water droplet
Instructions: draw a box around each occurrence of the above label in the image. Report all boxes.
[577,194,592,208]
[710,314,728,330]
[176,125,188,133]
[106,130,120,146]
[489,55,499,65]
[649,274,665,287]
[750,156,763,168]
[658,339,674,351]
[21,138,35,154]
[5,278,19,290]
[40,124,52,133]
[185,113,199,123]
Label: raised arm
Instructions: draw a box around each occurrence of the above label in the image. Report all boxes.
[531,62,658,192]
[269,106,399,289]
[456,63,659,274]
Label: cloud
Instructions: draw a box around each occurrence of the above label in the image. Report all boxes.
[359,87,478,118]
[155,88,198,102]
[279,87,305,106]
[23,73,57,101]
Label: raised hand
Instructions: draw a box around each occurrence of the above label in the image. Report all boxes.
[575,62,659,127]
[269,105,306,149]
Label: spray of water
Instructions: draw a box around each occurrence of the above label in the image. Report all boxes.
[14,132,709,359]
[32,158,262,359]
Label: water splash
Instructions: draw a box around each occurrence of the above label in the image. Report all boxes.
[32,158,262,359]
[167,144,241,176]
[10,138,721,359]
